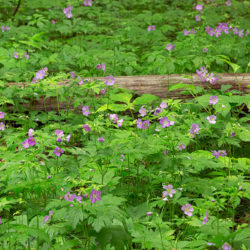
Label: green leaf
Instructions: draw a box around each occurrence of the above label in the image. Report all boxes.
[169,83,195,92]
[221,85,232,92]
[132,94,159,105]
[110,93,132,105]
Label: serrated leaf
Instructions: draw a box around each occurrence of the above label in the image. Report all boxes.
[132,94,159,105]
[110,93,132,104]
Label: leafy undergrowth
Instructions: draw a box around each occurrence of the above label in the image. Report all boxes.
[0,73,249,249]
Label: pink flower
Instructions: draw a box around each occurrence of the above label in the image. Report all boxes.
[53,147,64,157]
[83,0,92,6]
[66,134,71,142]
[206,115,216,124]
[195,4,203,11]
[160,101,167,109]
[139,106,147,117]
[14,52,19,59]
[181,203,194,216]
[202,210,209,225]
[225,0,231,6]
[104,75,115,86]
[28,128,34,137]
[0,112,5,119]
[117,119,123,127]
[70,71,75,78]
[195,14,201,22]
[209,95,218,105]
[203,47,208,53]
[147,212,152,216]
[83,124,91,132]
[97,137,104,143]
[82,106,90,116]
[166,44,175,51]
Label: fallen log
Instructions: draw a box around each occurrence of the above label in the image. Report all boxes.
[8,73,250,111]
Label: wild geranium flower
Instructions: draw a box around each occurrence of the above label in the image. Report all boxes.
[109,114,119,123]
[78,78,83,85]
[14,52,19,59]
[28,129,34,137]
[89,189,101,203]
[206,73,219,85]
[83,124,91,132]
[83,0,92,6]
[212,150,227,158]
[195,14,201,22]
[230,132,236,137]
[141,120,150,129]
[22,139,29,148]
[25,52,29,60]
[207,243,216,246]
[181,203,194,217]
[225,0,231,6]
[196,4,203,11]
[104,75,115,86]
[160,101,167,109]
[82,106,90,116]
[117,119,123,127]
[120,154,125,161]
[207,115,216,124]
[203,47,208,53]
[178,143,186,151]
[190,124,199,138]
[97,137,104,143]
[96,63,105,71]
[100,89,106,95]
[43,215,50,223]
[51,20,56,24]
[66,134,71,142]
[139,106,147,117]
[202,210,209,225]
[0,112,5,119]
[28,137,36,146]
[159,117,174,128]
[166,44,175,51]
[36,69,46,80]
[0,122,4,131]
[163,184,176,199]
[63,6,73,18]
[70,71,75,78]
[209,95,218,105]
[147,212,153,216]
[137,119,143,129]
[147,25,155,31]
[154,107,163,116]
[53,147,64,157]
[222,242,232,250]
[55,129,64,138]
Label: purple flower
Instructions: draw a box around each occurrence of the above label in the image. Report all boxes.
[96,63,105,71]
[109,114,119,123]
[184,30,189,36]
[141,120,150,129]
[209,95,218,105]
[97,137,104,143]
[166,44,175,51]
[207,243,216,246]
[99,89,106,95]
[63,6,73,18]
[203,47,208,53]
[43,215,50,223]
[230,132,236,137]
[89,189,101,203]
[83,124,91,132]
[181,203,194,217]
[212,150,227,158]
[51,20,56,24]
[53,147,64,157]
[36,69,46,80]
[83,0,92,6]
[147,212,153,216]
[154,107,163,116]
[190,124,199,138]
[28,128,34,137]
[137,119,143,129]
[139,106,147,117]
[202,210,209,225]
[78,78,83,85]
[55,129,64,138]
[160,101,168,109]
[66,134,71,142]
[117,119,123,127]
[28,137,36,146]
[82,106,90,116]
[147,25,155,31]
[196,4,203,11]
[206,73,219,85]
[49,210,53,216]
[162,184,176,199]
[25,52,29,60]
[225,0,231,6]
[70,71,75,78]
[206,115,216,124]
[120,154,125,161]
[0,217,1,224]
[163,150,168,155]
[104,75,115,86]
[222,242,232,250]
[196,67,209,81]
[0,112,5,119]
[14,52,19,59]
[195,14,201,22]
[22,139,29,148]
[159,117,174,128]
[178,143,186,151]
